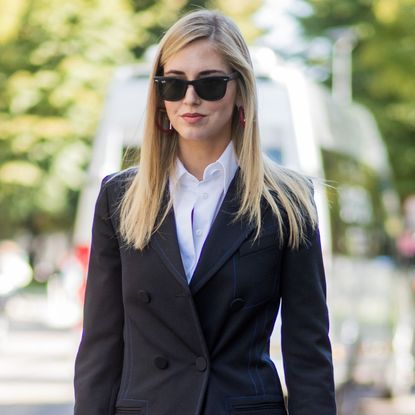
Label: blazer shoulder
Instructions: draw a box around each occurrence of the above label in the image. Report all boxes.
[103,166,138,186]
[100,166,138,209]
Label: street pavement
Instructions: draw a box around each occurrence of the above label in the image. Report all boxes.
[0,404,73,415]
[0,292,80,415]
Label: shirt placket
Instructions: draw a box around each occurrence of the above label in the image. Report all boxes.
[176,180,198,281]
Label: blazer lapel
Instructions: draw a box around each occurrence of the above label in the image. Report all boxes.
[189,172,255,295]
[150,199,188,290]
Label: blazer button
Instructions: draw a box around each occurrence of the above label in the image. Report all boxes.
[230,298,246,312]
[138,290,151,303]
[154,356,169,370]
[195,356,207,372]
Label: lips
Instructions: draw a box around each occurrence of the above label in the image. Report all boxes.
[181,113,206,124]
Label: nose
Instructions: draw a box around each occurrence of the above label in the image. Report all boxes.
[182,84,200,105]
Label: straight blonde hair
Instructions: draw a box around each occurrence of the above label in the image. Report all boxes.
[119,9,318,250]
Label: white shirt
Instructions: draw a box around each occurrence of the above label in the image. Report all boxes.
[169,141,239,282]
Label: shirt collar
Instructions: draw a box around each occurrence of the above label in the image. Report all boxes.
[172,140,239,193]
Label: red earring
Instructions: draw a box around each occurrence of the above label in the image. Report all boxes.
[238,106,246,128]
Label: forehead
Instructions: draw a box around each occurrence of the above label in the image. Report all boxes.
[163,38,230,74]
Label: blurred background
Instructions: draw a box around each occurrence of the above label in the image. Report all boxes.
[0,0,415,414]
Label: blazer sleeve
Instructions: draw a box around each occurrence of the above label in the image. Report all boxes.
[74,176,124,415]
[280,223,337,415]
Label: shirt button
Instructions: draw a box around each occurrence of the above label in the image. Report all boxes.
[201,192,209,199]
[195,229,202,237]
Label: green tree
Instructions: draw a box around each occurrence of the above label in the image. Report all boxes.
[295,0,415,200]
[0,0,137,237]
[128,0,263,57]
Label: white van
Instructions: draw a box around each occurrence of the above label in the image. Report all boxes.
[73,48,404,392]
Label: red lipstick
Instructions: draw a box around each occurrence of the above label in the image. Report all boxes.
[181,113,206,124]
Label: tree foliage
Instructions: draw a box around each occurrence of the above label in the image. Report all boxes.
[295,0,415,200]
[0,0,137,237]
[128,0,263,57]
[0,0,263,238]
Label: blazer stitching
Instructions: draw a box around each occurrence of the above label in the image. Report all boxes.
[153,238,186,284]
[191,229,252,294]
[118,322,129,399]
[102,176,125,409]
[248,315,259,395]
[244,297,273,309]
[254,311,265,395]
[239,236,276,257]
[108,381,121,415]
[256,305,272,395]
[271,261,281,298]
[103,176,121,247]
[123,316,134,398]
[185,294,211,415]
[232,256,238,298]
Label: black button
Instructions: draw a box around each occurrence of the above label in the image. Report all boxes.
[154,356,169,370]
[138,290,151,303]
[230,298,245,312]
[195,356,207,372]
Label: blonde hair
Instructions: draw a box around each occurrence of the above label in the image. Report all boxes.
[120,9,317,250]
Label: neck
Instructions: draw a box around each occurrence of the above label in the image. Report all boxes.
[178,139,231,181]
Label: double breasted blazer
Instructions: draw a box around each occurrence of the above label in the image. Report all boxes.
[74,168,336,415]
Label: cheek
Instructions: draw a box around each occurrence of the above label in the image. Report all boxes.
[212,101,235,123]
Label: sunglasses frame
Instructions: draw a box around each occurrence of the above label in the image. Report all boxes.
[154,72,239,101]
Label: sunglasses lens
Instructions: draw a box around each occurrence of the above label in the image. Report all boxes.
[158,79,186,101]
[156,76,233,101]
[195,78,227,101]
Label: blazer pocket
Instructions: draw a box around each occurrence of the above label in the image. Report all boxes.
[228,395,286,415]
[239,233,276,257]
[115,399,147,415]
[115,410,144,415]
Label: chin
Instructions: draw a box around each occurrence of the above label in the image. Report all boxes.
[177,128,210,142]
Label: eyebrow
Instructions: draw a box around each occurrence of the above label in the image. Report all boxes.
[163,69,227,76]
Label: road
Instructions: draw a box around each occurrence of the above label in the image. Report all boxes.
[0,292,80,415]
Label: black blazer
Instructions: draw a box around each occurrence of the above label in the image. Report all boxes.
[74,168,336,415]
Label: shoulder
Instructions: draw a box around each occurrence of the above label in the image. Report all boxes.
[103,166,138,187]
[102,166,138,191]
[100,166,138,204]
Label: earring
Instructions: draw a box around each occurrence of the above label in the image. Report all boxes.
[238,106,246,128]
[156,108,174,133]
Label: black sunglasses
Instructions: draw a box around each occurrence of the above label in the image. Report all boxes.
[154,72,239,101]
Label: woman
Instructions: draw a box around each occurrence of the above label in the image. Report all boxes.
[74,9,336,415]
